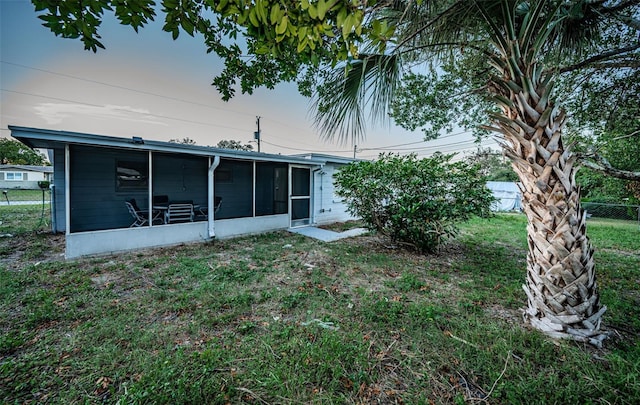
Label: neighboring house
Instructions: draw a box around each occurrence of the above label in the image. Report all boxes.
[10,126,356,258]
[0,164,52,189]
[486,181,522,211]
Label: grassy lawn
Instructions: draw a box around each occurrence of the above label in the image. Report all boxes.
[1,207,638,404]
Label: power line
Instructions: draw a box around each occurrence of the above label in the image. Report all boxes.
[359,139,427,150]
[2,88,422,155]
[2,61,487,154]
[1,61,492,155]
[249,129,478,155]
[397,139,479,151]
[2,60,328,142]
[1,88,250,134]
[0,60,254,118]
[260,139,352,154]
[2,86,364,154]
[363,139,479,154]
[359,130,473,151]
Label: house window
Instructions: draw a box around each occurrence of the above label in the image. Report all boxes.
[5,172,24,181]
[116,160,148,191]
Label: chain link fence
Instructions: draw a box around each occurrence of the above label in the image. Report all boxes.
[0,188,51,205]
[583,202,640,226]
[0,189,52,233]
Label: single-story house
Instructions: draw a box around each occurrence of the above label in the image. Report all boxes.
[293,153,359,225]
[486,181,522,211]
[0,164,53,189]
[9,126,357,258]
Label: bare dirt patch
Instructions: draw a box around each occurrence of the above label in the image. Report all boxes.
[0,232,65,269]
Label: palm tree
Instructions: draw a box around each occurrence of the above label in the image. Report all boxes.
[313,0,638,347]
[31,0,636,347]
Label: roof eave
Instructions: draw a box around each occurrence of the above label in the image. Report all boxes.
[9,126,325,166]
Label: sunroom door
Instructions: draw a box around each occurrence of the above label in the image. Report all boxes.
[290,166,311,227]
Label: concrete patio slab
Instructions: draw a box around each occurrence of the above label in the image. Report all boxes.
[289,226,367,242]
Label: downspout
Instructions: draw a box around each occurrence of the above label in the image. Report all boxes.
[312,165,324,224]
[49,184,57,233]
[208,156,220,238]
[148,150,153,226]
[65,144,70,236]
[47,150,57,233]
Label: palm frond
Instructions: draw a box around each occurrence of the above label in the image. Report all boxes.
[311,53,401,144]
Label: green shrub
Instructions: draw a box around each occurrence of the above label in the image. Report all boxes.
[334,153,493,252]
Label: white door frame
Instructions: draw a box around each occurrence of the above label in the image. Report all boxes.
[289,165,311,228]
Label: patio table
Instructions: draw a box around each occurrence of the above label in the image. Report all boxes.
[153,204,199,224]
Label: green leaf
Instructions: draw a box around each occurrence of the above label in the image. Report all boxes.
[249,9,259,27]
[270,4,281,25]
[256,0,268,23]
[275,15,288,35]
[255,44,270,54]
[317,0,328,20]
[180,18,194,35]
[308,4,317,19]
[297,37,308,53]
[215,0,229,12]
[342,14,354,39]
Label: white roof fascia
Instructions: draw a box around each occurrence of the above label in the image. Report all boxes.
[9,126,325,166]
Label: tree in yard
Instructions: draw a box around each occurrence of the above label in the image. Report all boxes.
[169,137,197,145]
[215,139,254,151]
[563,66,640,203]
[32,0,639,346]
[0,138,48,166]
[309,0,638,347]
[465,148,518,182]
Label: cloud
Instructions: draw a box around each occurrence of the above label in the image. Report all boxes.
[34,103,168,126]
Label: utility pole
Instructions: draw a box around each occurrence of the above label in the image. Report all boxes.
[254,116,261,152]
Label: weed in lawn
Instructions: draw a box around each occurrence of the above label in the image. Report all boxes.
[281,291,307,310]
[391,272,427,292]
[359,293,407,325]
[0,330,28,355]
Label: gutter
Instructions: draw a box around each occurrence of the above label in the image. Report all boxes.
[312,165,325,223]
[208,156,220,238]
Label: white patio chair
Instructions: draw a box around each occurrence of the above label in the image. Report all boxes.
[125,201,148,227]
[164,203,194,224]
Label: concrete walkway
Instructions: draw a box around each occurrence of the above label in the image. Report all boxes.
[289,226,368,242]
[0,201,49,206]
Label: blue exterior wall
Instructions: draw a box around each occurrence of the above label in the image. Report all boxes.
[52,148,66,232]
[214,159,253,219]
[69,145,147,232]
[68,146,210,232]
[152,153,208,207]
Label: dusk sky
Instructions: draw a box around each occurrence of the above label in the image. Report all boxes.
[1,0,495,159]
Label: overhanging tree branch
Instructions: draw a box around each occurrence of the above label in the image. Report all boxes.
[558,44,640,73]
[579,152,640,181]
[582,60,640,69]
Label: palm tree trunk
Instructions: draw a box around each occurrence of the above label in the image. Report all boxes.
[491,64,608,347]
